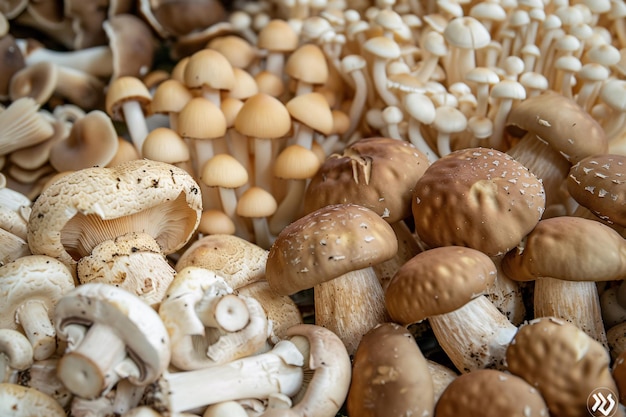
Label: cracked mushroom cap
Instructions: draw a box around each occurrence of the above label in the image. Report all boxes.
[54,283,170,390]
[27,159,202,270]
[266,203,398,296]
[505,91,607,164]
[502,216,626,282]
[385,246,497,325]
[304,137,430,223]
[435,369,548,417]
[347,322,434,417]
[412,147,545,256]
[506,317,617,417]
[568,153,626,227]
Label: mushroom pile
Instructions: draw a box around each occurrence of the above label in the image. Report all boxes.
[1,0,626,415]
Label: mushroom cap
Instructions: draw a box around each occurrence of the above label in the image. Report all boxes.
[103,14,155,81]
[55,283,170,387]
[0,383,66,416]
[9,61,57,105]
[105,76,152,122]
[363,36,401,59]
[0,35,26,99]
[443,16,491,49]
[27,159,202,268]
[273,145,321,180]
[0,255,74,331]
[150,79,193,115]
[141,127,190,164]
[207,35,257,69]
[286,92,334,135]
[347,322,435,417]
[236,186,277,219]
[502,216,626,282]
[385,246,497,324]
[506,317,617,417]
[49,110,119,172]
[266,203,398,296]
[567,153,626,227]
[505,91,607,164]
[284,43,329,85]
[184,48,235,92]
[177,97,227,140]
[257,19,299,52]
[197,209,236,236]
[201,153,248,188]
[234,93,291,139]
[435,369,548,417]
[412,147,545,256]
[304,137,430,224]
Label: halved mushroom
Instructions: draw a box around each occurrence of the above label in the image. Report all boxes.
[54,283,171,400]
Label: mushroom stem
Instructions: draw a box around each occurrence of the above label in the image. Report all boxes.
[121,100,149,156]
[251,217,274,250]
[343,65,367,141]
[150,340,304,414]
[15,300,56,361]
[268,179,306,236]
[429,295,517,373]
[408,117,438,163]
[217,187,238,221]
[314,266,387,355]
[195,293,250,332]
[201,86,221,108]
[23,45,113,78]
[57,323,138,399]
[533,278,608,349]
[489,98,515,151]
[265,53,286,78]
[371,59,399,107]
[436,131,453,158]
[293,122,314,150]
[253,138,273,192]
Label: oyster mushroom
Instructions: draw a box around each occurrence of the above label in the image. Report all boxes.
[54,283,171,400]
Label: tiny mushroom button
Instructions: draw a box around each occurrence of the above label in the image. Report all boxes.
[412,147,545,257]
[266,203,398,355]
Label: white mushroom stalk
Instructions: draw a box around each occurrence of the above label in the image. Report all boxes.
[17,41,114,78]
[54,283,171,400]
[0,329,33,383]
[146,339,305,415]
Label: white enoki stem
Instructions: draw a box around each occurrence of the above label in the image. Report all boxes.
[122,100,149,157]
[408,118,438,163]
[15,300,56,361]
[24,45,113,78]
[293,122,314,149]
[254,138,274,192]
[58,323,139,399]
[201,86,221,108]
[343,68,367,141]
[265,53,286,78]
[294,81,313,96]
[196,294,250,332]
[371,60,399,107]
[429,296,518,373]
[252,218,274,250]
[534,278,607,349]
[226,129,251,175]
[436,132,452,158]
[269,179,306,236]
[489,99,513,151]
[156,340,304,414]
[314,266,386,355]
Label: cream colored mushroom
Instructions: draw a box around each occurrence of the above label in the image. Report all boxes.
[0,329,33,383]
[0,382,66,416]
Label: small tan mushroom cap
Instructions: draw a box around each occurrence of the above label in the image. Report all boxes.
[505,91,607,163]
[502,216,626,282]
[435,369,548,416]
[347,322,435,417]
[28,159,202,269]
[266,203,398,295]
[385,246,497,324]
[568,153,626,227]
[412,147,545,256]
[506,317,617,417]
[305,137,430,224]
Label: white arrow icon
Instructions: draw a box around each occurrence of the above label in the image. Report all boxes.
[591,392,616,416]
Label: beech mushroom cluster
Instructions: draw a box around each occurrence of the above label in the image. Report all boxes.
[2,0,626,416]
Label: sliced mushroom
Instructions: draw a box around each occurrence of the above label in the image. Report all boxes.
[54,283,171,400]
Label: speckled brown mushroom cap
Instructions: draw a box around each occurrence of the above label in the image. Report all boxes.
[304,137,430,224]
[385,246,497,324]
[412,147,545,256]
[347,322,434,417]
[505,91,607,163]
[502,216,626,282]
[568,154,626,227]
[435,369,548,417]
[265,203,398,296]
[27,159,202,269]
[506,317,617,417]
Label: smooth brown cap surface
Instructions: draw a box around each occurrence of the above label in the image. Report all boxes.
[505,91,607,163]
[506,317,617,417]
[502,216,626,282]
[234,93,291,139]
[285,43,329,85]
[305,137,430,224]
[568,153,626,227]
[435,369,548,417]
[385,246,497,324]
[266,203,398,295]
[286,92,334,135]
[347,322,434,417]
[412,147,545,256]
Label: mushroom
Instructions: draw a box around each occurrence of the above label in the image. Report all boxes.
[0,97,54,157]
[385,246,517,373]
[158,266,268,370]
[27,159,202,275]
[266,203,398,354]
[54,283,171,400]
[434,369,549,416]
[285,92,334,150]
[0,255,75,361]
[347,322,434,417]
[184,48,235,108]
[17,358,73,410]
[236,186,277,250]
[0,382,66,416]
[506,317,618,417]
[0,329,33,383]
